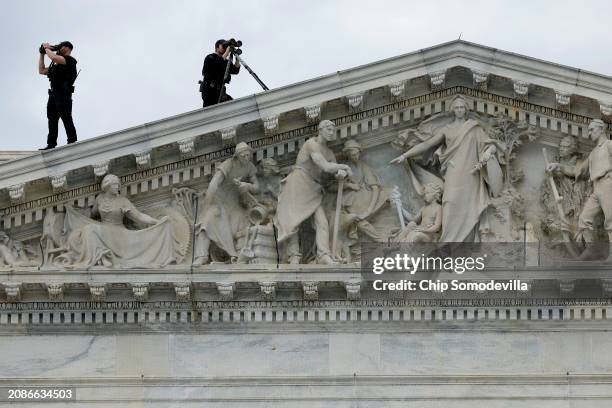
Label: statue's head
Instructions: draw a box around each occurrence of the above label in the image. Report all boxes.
[342,139,362,163]
[234,142,253,165]
[450,96,469,119]
[261,158,280,176]
[0,231,9,245]
[423,182,442,203]
[558,135,578,159]
[318,119,336,142]
[588,119,606,142]
[101,174,120,195]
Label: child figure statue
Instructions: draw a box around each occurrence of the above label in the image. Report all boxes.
[392,183,442,243]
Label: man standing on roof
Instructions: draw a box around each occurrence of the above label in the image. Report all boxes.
[200,39,240,107]
[38,41,78,150]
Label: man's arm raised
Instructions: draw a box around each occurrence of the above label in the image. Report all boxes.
[44,46,66,65]
[38,53,48,75]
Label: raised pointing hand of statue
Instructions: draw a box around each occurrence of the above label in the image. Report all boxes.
[390,154,407,165]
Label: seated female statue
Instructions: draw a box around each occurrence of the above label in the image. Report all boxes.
[56,174,175,269]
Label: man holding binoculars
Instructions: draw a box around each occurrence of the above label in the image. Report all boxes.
[200,39,241,108]
[38,41,78,150]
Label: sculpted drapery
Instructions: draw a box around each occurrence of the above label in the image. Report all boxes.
[391,95,503,242]
[55,174,176,269]
[193,142,259,264]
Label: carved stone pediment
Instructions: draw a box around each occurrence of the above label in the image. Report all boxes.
[0,40,610,281]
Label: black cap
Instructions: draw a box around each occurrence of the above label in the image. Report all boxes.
[59,41,73,50]
[215,39,226,48]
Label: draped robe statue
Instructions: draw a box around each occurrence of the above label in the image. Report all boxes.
[390,95,504,242]
[54,174,176,269]
[193,142,259,265]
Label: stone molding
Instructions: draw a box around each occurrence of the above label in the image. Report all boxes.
[1,300,612,328]
[389,81,405,98]
[302,281,319,300]
[0,375,608,406]
[345,280,361,300]
[555,90,571,111]
[49,172,67,192]
[219,126,237,147]
[513,79,529,100]
[46,283,64,300]
[259,281,276,300]
[600,101,612,121]
[89,283,106,301]
[93,160,110,177]
[131,283,149,301]
[559,279,576,295]
[134,150,152,169]
[3,282,21,301]
[8,183,24,203]
[174,282,191,301]
[429,70,446,91]
[347,93,364,110]
[177,137,196,158]
[263,115,279,135]
[471,69,489,91]
[217,282,234,301]
[304,104,321,123]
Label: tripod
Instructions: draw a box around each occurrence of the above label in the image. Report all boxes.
[218,52,269,104]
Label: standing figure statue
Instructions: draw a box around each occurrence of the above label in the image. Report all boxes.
[547,120,612,259]
[257,158,282,217]
[541,135,590,237]
[390,95,504,242]
[274,120,352,264]
[330,140,387,260]
[194,142,259,265]
[55,174,175,269]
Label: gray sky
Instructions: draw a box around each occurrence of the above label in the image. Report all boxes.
[1,0,611,150]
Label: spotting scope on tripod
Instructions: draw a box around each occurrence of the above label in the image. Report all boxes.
[218,39,269,103]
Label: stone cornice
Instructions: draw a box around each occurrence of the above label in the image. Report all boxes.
[1,264,612,305]
[1,298,612,331]
[2,40,612,193]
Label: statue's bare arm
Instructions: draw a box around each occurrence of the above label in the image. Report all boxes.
[390,132,444,164]
[311,151,352,176]
[125,207,159,226]
[547,161,580,178]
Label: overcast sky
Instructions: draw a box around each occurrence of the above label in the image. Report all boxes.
[1,1,611,150]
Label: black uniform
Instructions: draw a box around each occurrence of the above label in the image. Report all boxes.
[201,53,239,107]
[46,55,78,147]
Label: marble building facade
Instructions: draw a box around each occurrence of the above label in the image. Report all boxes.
[1,40,612,407]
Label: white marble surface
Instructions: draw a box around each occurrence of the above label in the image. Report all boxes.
[171,333,329,376]
[0,335,115,377]
[1,330,611,406]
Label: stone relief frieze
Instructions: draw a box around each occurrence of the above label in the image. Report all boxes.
[545,119,612,261]
[41,174,184,269]
[2,90,612,270]
[390,95,518,242]
[0,230,39,267]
